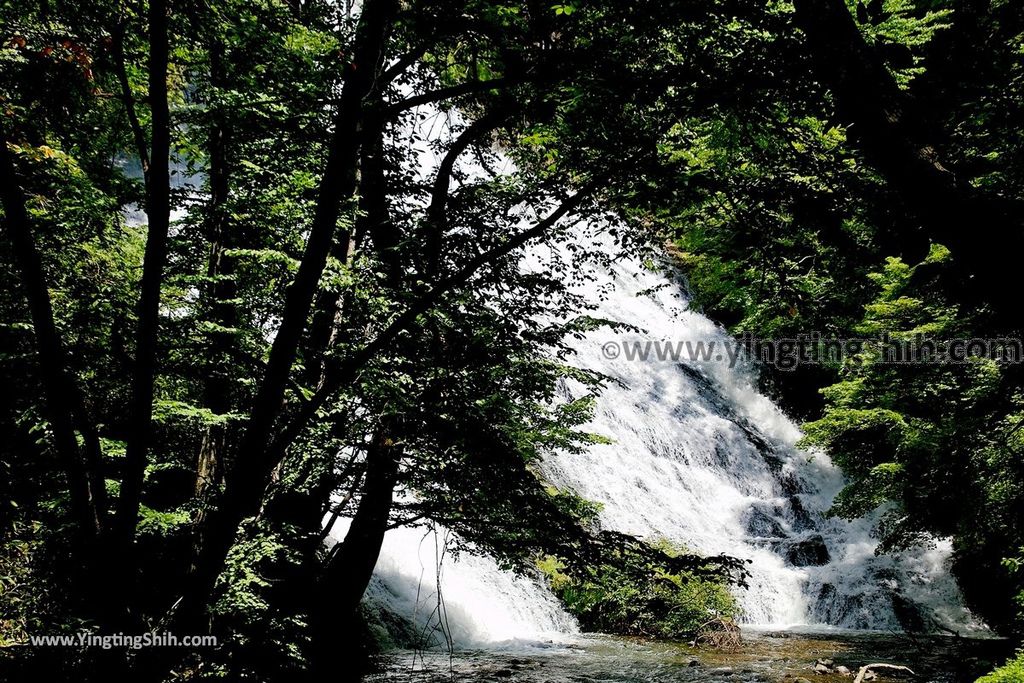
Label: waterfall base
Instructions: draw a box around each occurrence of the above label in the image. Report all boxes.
[365,629,1010,683]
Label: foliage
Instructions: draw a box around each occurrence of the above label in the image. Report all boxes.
[800,245,1024,628]
[977,651,1024,683]
[538,539,738,638]
[848,0,953,87]
[2,0,1024,678]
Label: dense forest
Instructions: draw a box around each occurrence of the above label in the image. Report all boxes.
[1,0,1023,680]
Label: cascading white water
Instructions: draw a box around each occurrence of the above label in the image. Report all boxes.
[354,231,982,646]
[540,241,980,632]
[339,97,981,647]
[359,523,579,647]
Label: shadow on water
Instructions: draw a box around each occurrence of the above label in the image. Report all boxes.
[364,629,1011,683]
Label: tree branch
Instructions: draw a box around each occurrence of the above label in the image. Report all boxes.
[380,76,518,120]
[112,20,150,174]
[422,109,508,278]
[268,180,602,461]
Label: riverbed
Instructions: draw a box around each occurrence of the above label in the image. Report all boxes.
[365,629,1010,682]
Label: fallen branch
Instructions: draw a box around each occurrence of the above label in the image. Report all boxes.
[853,663,915,683]
[695,617,742,650]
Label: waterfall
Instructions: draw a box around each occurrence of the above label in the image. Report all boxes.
[358,523,579,647]
[342,107,980,647]
[347,230,985,646]
[534,241,977,632]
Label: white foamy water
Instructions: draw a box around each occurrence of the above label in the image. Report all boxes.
[336,100,980,646]
[535,244,978,632]
[330,520,578,647]
[350,237,981,645]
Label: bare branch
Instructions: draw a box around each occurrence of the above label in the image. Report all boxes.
[380,77,518,120]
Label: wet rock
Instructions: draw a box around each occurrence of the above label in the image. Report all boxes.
[816,659,834,668]
[493,668,514,678]
[779,470,803,495]
[836,665,851,676]
[891,593,927,633]
[786,535,831,566]
[712,666,735,676]
[687,657,701,667]
[788,496,815,530]
[743,505,787,538]
[814,662,832,674]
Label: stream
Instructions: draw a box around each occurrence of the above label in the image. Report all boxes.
[366,630,1009,683]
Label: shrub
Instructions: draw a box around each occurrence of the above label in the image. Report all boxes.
[538,539,737,639]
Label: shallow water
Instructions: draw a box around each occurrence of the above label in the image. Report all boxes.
[366,630,1010,683]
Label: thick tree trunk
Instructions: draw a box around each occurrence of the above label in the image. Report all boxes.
[310,421,402,671]
[117,0,173,543]
[0,130,106,537]
[180,0,399,627]
[361,131,402,283]
[793,0,1024,320]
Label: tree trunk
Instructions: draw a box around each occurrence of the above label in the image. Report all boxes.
[180,0,399,627]
[303,121,398,389]
[309,420,402,672]
[116,0,173,544]
[194,38,235,503]
[0,129,106,537]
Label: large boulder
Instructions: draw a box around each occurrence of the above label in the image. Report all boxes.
[742,504,787,539]
[785,534,831,566]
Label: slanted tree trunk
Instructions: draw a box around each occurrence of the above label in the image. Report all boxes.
[116,0,173,544]
[0,129,106,538]
[310,420,403,671]
[180,0,399,628]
